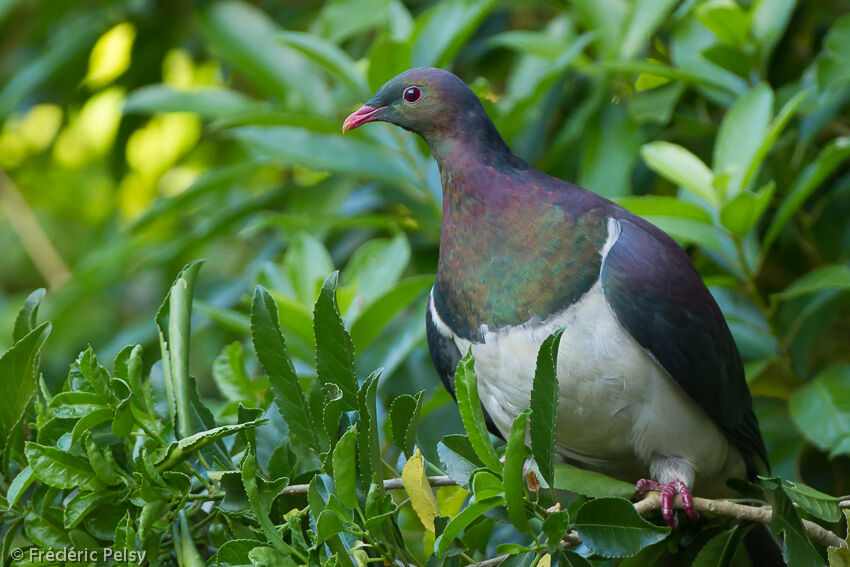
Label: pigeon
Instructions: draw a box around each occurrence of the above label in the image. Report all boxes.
[343,67,769,531]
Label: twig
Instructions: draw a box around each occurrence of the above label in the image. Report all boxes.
[468,492,848,567]
[278,475,456,496]
[635,492,846,549]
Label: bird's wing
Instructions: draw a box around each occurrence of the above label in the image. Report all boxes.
[600,217,768,473]
[426,293,504,438]
[426,294,462,396]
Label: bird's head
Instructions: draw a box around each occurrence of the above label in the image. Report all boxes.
[342,67,485,139]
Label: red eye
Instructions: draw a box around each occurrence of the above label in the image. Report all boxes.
[403,86,421,103]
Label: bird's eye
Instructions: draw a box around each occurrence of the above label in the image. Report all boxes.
[403,86,421,103]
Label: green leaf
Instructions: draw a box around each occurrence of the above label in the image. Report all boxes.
[124,85,268,119]
[543,511,570,552]
[368,36,411,92]
[503,409,531,533]
[437,434,484,488]
[579,105,642,199]
[283,232,335,309]
[24,442,97,489]
[251,285,319,451]
[751,0,796,56]
[389,391,423,458]
[574,497,670,558]
[232,126,419,189]
[314,0,390,44]
[48,391,109,418]
[553,462,636,498]
[213,342,255,404]
[156,420,268,471]
[199,1,331,113]
[696,0,749,46]
[713,84,774,198]
[530,330,563,488]
[64,491,113,529]
[241,448,305,561]
[314,272,359,412]
[789,364,850,457]
[616,195,713,223]
[764,137,850,252]
[332,426,358,509]
[7,465,34,508]
[783,481,842,523]
[740,88,810,193]
[435,496,504,556]
[316,509,346,543]
[691,525,746,567]
[762,477,827,566]
[350,275,432,351]
[410,0,496,68]
[640,142,718,206]
[720,181,776,237]
[13,288,45,342]
[341,234,411,314]
[619,0,679,59]
[77,347,118,406]
[453,351,501,472]
[278,31,369,97]
[775,265,850,302]
[471,469,502,501]
[0,323,50,458]
[357,371,383,494]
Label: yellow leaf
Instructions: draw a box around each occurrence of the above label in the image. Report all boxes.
[402,449,438,532]
[85,22,136,89]
[538,553,551,567]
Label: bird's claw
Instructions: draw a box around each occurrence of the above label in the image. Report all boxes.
[635,478,699,528]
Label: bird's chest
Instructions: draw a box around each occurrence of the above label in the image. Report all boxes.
[433,282,654,463]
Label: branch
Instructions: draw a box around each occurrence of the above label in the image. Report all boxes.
[469,492,848,567]
[276,476,848,564]
[278,475,456,496]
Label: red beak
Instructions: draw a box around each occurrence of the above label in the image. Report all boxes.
[342,105,384,132]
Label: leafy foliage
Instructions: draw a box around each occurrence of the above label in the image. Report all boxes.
[1,0,849,564]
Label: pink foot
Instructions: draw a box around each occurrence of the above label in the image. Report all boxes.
[635,479,699,528]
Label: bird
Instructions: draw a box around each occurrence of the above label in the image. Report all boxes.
[343,67,771,538]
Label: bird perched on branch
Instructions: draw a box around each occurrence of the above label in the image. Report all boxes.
[343,67,772,540]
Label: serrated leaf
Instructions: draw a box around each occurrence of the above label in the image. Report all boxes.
[402,449,438,532]
[389,391,423,458]
[691,525,746,567]
[574,497,670,557]
[7,465,34,508]
[64,491,112,529]
[783,482,842,522]
[762,477,827,566]
[0,323,51,454]
[357,370,383,495]
[13,288,45,343]
[314,272,359,412]
[437,434,484,489]
[553,462,636,498]
[530,330,563,488]
[332,426,358,509]
[251,285,319,451]
[453,351,501,471]
[24,442,97,489]
[213,342,255,404]
[503,409,531,533]
[435,496,504,556]
[156,420,268,471]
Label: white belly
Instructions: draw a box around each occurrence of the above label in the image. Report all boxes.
[429,281,744,492]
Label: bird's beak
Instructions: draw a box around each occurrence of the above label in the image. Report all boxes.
[342,105,385,132]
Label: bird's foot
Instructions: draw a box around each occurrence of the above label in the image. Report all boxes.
[635,478,699,528]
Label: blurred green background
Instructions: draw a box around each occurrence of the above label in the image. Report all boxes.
[0,0,849,495]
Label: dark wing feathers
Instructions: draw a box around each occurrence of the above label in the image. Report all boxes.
[426,295,503,438]
[601,217,768,474]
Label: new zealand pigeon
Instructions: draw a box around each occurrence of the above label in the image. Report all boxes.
[343,68,769,528]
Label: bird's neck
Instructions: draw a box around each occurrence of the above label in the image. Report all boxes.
[426,113,525,185]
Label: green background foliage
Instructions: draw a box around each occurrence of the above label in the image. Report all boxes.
[0,0,849,565]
